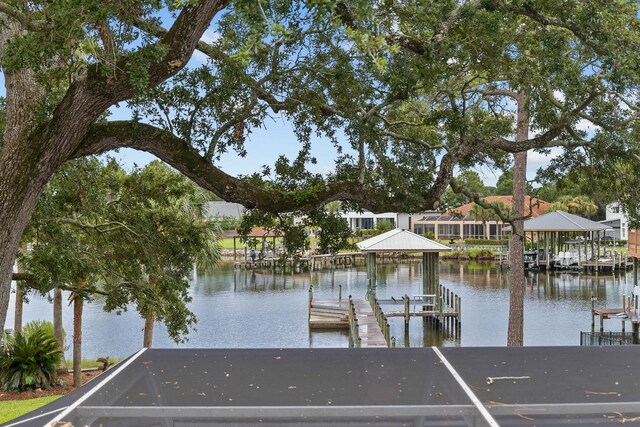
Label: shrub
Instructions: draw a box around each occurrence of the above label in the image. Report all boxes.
[464,238,508,246]
[22,320,68,353]
[0,327,62,391]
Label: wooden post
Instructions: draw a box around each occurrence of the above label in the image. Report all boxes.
[233,237,237,261]
[403,294,410,333]
[578,241,582,269]
[633,321,640,345]
[600,312,604,333]
[457,296,462,330]
[591,294,595,332]
[367,252,377,287]
[338,285,342,301]
[536,232,540,267]
[386,321,391,345]
[422,252,439,295]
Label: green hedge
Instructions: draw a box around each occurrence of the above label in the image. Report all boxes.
[463,239,508,246]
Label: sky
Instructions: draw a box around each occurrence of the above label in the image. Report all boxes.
[0,9,562,189]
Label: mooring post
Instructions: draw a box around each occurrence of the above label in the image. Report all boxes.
[623,293,627,333]
[386,321,391,344]
[403,295,410,333]
[591,294,596,332]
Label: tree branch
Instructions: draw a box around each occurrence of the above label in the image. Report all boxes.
[494,1,605,57]
[0,1,50,31]
[465,88,518,100]
[71,121,408,213]
[132,14,287,113]
[484,89,601,152]
[11,273,33,282]
[336,1,480,56]
[85,0,228,101]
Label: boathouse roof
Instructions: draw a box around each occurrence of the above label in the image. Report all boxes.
[522,210,611,232]
[356,228,451,252]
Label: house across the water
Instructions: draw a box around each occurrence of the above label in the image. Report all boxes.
[412,196,551,241]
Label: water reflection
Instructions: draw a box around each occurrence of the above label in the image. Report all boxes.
[5,261,637,358]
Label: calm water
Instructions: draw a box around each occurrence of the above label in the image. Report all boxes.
[5,261,635,359]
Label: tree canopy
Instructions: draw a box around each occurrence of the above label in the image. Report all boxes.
[23,158,221,342]
[2,0,640,330]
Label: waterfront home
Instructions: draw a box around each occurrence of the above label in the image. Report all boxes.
[412,196,551,241]
[599,202,630,240]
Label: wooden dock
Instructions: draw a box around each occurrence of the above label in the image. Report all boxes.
[308,298,349,329]
[308,284,462,347]
[348,299,388,347]
[592,293,640,337]
[374,284,461,337]
[308,287,389,347]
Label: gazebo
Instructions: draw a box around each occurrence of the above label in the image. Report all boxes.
[226,227,283,261]
[510,210,613,269]
[356,228,450,293]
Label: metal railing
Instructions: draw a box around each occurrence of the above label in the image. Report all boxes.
[579,331,637,346]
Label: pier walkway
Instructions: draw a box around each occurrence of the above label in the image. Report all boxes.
[349,299,388,347]
[308,287,388,347]
[591,293,640,338]
[308,284,461,347]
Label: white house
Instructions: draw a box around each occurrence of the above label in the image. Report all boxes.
[340,211,412,232]
[599,202,629,240]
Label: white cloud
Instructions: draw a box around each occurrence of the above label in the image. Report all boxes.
[553,90,565,102]
[191,50,209,64]
[308,165,335,175]
[575,118,599,134]
[201,29,220,45]
[189,29,221,64]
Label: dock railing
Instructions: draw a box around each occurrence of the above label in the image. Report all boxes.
[370,287,393,346]
[580,331,633,346]
[348,295,361,348]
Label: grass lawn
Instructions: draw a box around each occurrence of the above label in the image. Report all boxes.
[66,357,123,370]
[0,395,61,424]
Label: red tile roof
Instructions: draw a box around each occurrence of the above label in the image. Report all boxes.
[225,227,283,238]
[451,196,550,217]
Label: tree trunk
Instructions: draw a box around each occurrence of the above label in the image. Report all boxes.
[13,283,23,334]
[143,276,157,348]
[72,281,86,387]
[507,92,529,347]
[0,17,47,331]
[0,3,228,334]
[53,288,68,374]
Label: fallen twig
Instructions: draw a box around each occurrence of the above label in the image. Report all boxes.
[585,390,618,395]
[486,376,531,385]
[611,411,640,423]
